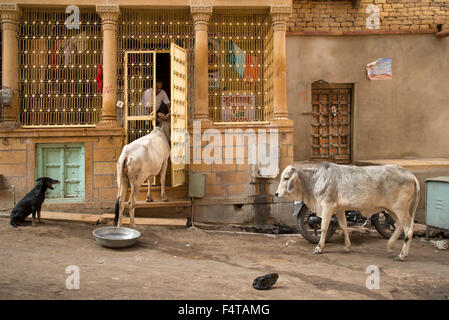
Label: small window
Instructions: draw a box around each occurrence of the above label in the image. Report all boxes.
[36,143,85,201]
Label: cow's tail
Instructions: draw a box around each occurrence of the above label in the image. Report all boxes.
[407,175,420,240]
[114,155,131,224]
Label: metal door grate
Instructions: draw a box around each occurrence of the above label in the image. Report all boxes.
[170,43,188,187]
[124,51,156,143]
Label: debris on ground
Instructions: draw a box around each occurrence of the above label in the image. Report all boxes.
[414,224,442,238]
[271,224,296,234]
[252,273,279,290]
[414,223,427,237]
[430,240,449,250]
[1,219,449,299]
[336,226,370,236]
[285,239,296,247]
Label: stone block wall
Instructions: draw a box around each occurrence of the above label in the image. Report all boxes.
[187,121,294,225]
[288,0,449,33]
[0,137,27,210]
[91,135,123,210]
[0,127,123,213]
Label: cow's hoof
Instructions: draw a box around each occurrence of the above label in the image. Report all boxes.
[313,247,322,254]
[344,247,351,253]
[146,197,153,202]
[161,197,168,202]
[395,255,406,262]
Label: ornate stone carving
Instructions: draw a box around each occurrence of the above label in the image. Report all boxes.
[96,119,120,128]
[190,5,213,14]
[96,5,120,31]
[191,6,212,31]
[270,5,292,14]
[0,3,21,31]
[1,120,21,130]
[270,5,291,32]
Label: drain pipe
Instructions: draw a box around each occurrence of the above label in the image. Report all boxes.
[190,196,195,227]
[188,173,206,228]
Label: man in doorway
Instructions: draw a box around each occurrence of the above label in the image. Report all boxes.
[138,79,171,128]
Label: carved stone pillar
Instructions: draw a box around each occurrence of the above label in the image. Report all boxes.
[96,5,120,127]
[0,4,21,129]
[270,6,291,120]
[191,6,212,122]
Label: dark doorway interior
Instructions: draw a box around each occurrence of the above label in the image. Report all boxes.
[156,53,171,99]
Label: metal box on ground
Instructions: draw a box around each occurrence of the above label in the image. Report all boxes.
[425,177,449,235]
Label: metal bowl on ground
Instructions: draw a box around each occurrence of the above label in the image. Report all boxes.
[93,227,141,248]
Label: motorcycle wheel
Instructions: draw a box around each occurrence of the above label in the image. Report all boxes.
[296,207,336,244]
[372,211,403,239]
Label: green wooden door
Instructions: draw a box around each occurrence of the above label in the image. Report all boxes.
[36,143,85,201]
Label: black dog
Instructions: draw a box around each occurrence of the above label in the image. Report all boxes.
[10,177,59,228]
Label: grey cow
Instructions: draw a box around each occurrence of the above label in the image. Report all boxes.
[275,162,420,260]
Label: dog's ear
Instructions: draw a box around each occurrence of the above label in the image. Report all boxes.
[287,172,297,193]
[36,177,43,182]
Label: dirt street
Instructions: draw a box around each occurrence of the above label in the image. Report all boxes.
[0,218,448,300]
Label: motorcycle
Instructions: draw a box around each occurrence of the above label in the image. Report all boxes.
[293,201,398,244]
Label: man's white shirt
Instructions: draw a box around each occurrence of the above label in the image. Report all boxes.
[136,88,170,116]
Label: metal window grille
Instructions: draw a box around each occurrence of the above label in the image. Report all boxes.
[117,9,194,129]
[208,11,273,123]
[18,9,102,127]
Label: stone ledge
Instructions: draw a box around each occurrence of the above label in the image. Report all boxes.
[355,158,449,169]
[0,126,125,138]
[287,29,437,36]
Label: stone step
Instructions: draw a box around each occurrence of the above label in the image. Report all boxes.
[38,211,188,227]
[124,200,191,209]
[126,185,188,202]
[100,214,188,227]
[40,211,100,224]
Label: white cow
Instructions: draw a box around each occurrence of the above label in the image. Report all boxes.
[275,162,420,260]
[114,122,170,229]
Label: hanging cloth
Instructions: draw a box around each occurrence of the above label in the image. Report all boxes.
[96,64,103,93]
[243,54,259,84]
[226,40,246,78]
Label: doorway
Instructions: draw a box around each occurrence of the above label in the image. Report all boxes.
[123,44,188,187]
[156,52,171,100]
